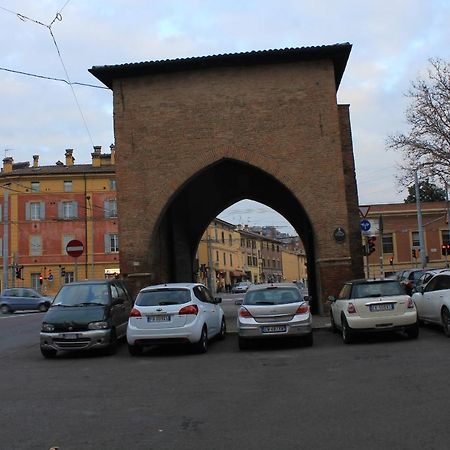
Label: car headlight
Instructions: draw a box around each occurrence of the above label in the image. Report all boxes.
[41,323,55,332]
[88,321,109,330]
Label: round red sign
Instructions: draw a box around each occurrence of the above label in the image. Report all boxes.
[66,239,84,258]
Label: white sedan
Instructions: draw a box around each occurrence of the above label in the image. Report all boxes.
[412,270,450,336]
[127,283,226,355]
[329,279,418,343]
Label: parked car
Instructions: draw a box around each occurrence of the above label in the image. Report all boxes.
[329,279,418,343]
[413,268,447,293]
[396,268,427,295]
[40,279,133,358]
[126,283,226,355]
[231,281,252,294]
[412,270,450,336]
[237,282,313,349]
[0,288,52,314]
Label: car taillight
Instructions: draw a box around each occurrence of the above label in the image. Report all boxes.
[347,302,356,314]
[239,307,252,318]
[129,308,141,317]
[296,304,310,314]
[179,304,199,315]
[407,298,415,309]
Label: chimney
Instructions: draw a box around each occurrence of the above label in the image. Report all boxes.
[91,145,102,167]
[2,156,13,173]
[33,155,39,168]
[110,143,115,165]
[65,149,74,166]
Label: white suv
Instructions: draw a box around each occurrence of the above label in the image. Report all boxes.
[412,270,450,336]
[329,279,418,343]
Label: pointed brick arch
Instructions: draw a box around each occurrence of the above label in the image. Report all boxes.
[90,43,364,311]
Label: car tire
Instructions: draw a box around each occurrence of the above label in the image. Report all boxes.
[194,326,208,354]
[128,344,143,356]
[40,347,57,359]
[303,332,314,347]
[330,311,337,333]
[218,317,226,340]
[1,304,11,314]
[238,336,251,350]
[442,307,450,337]
[341,316,354,344]
[105,329,118,355]
[406,323,419,339]
[38,303,48,313]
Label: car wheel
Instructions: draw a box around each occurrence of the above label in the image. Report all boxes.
[38,303,48,312]
[194,326,208,354]
[341,316,354,344]
[406,323,419,339]
[442,307,450,337]
[40,347,57,359]
[0,304,11,314]
[302,332,314,347]
[128,344,143,356]
[105,329,118,355]
[330,311,337,333]
[218,317,227,340]
[238,336,251,350]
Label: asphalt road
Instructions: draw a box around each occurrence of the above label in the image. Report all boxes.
[1,306,450,449]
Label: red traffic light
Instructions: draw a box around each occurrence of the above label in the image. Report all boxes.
[368,236,376,255]
[39,274,43,285]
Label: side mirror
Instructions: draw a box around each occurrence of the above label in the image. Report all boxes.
[328,295,336,303]
[214,297,222,304]
[303,295,311,302]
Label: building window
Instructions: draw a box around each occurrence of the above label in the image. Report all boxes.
[26,201,45,221]
[229,254,233,266]
[276,245,280,252]
[412,231,420,248]
[253,256,257,266]
[272,244,275,251]
[214,228,218,242]
[247,239,251,248]
[104,199,117,218]
[382,233,394,253]
[65,272,75,283]
[272,259,276,268]
[221,232,225,244]
[442,230,450,246]
[241,238,245,247]
[229,234,232,246]
[31,273,41,291]
[64,181,72,192]
[31,182,40,192]
[247,255,252,266]
[110,179,116,191]
[30,235,42,256]
[58,201,78,219]
[223,252,226,265]
[262,258,265,268]
[105,233,119,253]
[216,251,219,262]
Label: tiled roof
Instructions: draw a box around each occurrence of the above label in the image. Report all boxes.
[89,43,352,90]
[0,164,115,178]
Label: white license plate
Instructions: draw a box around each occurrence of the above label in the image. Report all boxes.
[59,333,79,339]
[261,325,287,333]
[369,304,394,312]
[147,315,171,322]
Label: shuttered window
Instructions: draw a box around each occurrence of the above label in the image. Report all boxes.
[58,201,78,219]
[104,199,117,218]
[104,233,119,253]
[30,235,42,256]
[25,202,45,221]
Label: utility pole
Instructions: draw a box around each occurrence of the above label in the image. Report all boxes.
[379,214,384,278]
[415,169,427,268]
[2,183,10,290]
[206,234,215,294]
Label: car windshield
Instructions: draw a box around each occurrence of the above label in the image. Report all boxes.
[53,284,110,306]
[136,289,191,306]
[244,287,302,305]
[412,270,425,282]
[351,281,405,299]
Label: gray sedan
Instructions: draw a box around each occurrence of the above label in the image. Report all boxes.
[237,283,313,349]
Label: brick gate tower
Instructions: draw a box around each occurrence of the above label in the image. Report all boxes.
[90,42,364,313]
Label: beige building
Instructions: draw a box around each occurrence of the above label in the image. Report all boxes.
[281,250,307,283]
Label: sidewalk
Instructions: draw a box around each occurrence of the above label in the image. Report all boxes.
[311,314,331,330]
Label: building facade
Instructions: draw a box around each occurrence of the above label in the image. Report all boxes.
[0,147,119,295]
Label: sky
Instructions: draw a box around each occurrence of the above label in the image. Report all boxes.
[1,0,449,236]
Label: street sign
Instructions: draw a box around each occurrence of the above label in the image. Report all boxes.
[47,273,54,282]
[66,239,84,258]
[360,219,371,232]
[359,206,370,218]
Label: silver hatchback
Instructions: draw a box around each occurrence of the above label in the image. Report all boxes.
[237,283,313,349]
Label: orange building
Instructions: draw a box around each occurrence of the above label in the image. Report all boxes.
[0,147,119,295]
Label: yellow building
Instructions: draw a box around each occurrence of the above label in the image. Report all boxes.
[0,147,119,295]
[281,249,307,283]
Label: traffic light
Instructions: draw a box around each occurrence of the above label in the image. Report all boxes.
[15,266,23,279]
[39,274,43,285]
[412,249,417,259]
[389,257,394,266]
[442,245,450,256]
[368,236,376,255]
[60,267,66,277]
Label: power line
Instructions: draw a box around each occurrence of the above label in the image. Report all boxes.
[0,67,108,89]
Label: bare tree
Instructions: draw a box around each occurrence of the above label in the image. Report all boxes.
[387,58,450,186]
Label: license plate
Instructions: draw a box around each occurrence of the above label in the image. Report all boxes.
[369,304,394,312]
[147,315,171,322]
[60,333,79,339]
[261,325,287,333]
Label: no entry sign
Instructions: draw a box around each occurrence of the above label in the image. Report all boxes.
[66,239,84,258]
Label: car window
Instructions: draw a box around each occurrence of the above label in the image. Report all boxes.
[432,275,450,291]
[136,289,191,306]
[201,286,215,303]
[5,289,20,297]
[338,284,352,300]
[110,285,120,301]
[351,281,404,299]
[244,287,301,305]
